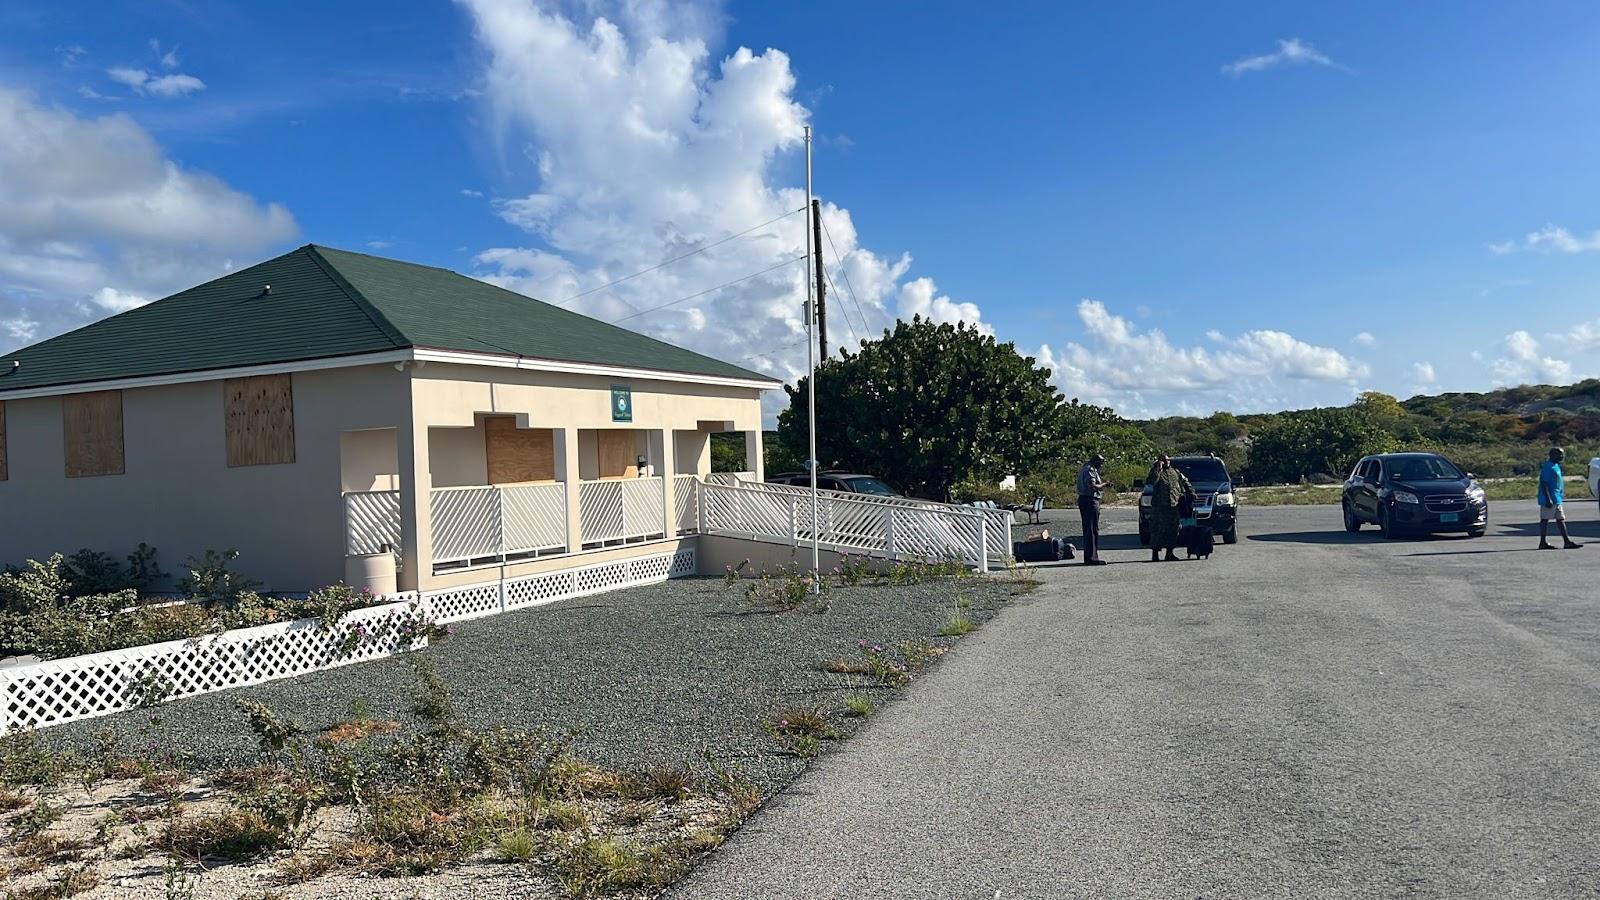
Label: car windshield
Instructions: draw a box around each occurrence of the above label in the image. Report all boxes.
[1174,458,1229,483]
[843,477,899,496]
[1388,455,1463,481]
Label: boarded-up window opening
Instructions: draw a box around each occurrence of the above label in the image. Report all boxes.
[484,417,556,483]
[597,429,638,479]
[0,400,7,481]
[225,374,296,467]
[63,390,124,478]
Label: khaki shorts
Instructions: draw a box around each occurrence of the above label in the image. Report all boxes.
[1540,503,1566,522]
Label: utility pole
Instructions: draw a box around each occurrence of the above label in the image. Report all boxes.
[803,126,820,585]
[812,198,827,361]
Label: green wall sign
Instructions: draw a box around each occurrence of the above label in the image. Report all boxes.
[611,385,632,422]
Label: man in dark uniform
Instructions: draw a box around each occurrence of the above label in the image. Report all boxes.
[1077,453,1109,565]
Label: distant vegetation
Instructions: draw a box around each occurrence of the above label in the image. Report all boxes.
[760,317,1599,499]
[1137,382,1600,485]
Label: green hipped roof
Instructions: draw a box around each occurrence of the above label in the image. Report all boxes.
[0,244,778,394]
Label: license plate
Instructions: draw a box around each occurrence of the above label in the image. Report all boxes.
[1195,505,1212,515]
[1440,513,1458,523]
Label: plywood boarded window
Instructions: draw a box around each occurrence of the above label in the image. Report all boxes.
[597,429,638,479]
[63,390,124,477]
[484,417,555,483]
[225,374,296,467]
[0,400,7,481]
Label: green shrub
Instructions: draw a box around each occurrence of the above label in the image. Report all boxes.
[177,549,261,607]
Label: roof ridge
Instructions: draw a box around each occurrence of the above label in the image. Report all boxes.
[302,245,412,349]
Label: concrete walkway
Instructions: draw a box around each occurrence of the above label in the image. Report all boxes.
[673,502,1600,898]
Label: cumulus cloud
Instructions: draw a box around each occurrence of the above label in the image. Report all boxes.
[1411,361,1437,385]
[1490,330,1572,385]
[1222,38,1344,76]
[0,86,297,351]
[1489,224,1600,255]
[457,0,977,409]
[1556,318,1600,352]
[1036,300,1366,416]
[106,67,206,98]
[1353,331,1376,347]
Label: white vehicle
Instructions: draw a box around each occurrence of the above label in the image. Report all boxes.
[1590,457,1599,509]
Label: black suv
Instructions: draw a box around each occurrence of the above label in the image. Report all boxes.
[1342,452,1487,539]
[767,471,903,497]
[1139,455,1238,545]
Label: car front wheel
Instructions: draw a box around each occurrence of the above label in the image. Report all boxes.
[1378,505,1399,540]
[1223,525,1238,544]
[1343,502,1361,533]
[1138,520,1150,546]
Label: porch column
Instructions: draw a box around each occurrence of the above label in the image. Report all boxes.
[745,429,764,481]
[659,428,677,538]
[557,427,582,553]
[397,415,433,593]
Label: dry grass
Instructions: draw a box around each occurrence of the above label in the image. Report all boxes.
[157,808,292,861]
[318,718,402,744]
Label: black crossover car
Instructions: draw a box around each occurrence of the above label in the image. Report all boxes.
[1341,452,1488,538]
[1140,454,1238,545]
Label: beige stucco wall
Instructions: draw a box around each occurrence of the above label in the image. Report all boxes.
[0,365,410,592]
[340,428,399,492]
[425,535,700,592]
[0,359,766,595]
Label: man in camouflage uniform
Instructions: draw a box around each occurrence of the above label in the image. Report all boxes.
[1147,454,1191,562]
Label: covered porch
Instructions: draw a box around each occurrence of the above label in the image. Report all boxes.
[338,369,765,593]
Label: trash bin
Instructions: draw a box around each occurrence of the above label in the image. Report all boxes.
[344,545,398,596]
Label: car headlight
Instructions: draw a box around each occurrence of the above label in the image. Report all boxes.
[1466,483,1485,501]
[1215,491,1235,506]
[1393,490,1420,505]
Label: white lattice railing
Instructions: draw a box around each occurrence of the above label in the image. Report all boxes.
[674,474,699,533]
[0,597,427,735]
[344,490,401,556]
[430,483,568,568]
[699,481,1011,572]
[580,477,664,546]
[705,471,758,486]
[422,546,697,625]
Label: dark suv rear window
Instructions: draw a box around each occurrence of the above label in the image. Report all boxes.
[1174,458,1229,483]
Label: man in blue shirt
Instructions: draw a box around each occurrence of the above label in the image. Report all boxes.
[1538,447,1581,550]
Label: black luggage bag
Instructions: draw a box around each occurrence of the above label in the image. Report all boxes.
[1012,537,1074,563]
[1183,524,1214,559]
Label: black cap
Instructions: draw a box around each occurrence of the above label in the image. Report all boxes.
[1089,453,1105,466]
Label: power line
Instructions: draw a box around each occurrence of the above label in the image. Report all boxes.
[817,260,860,345]
[609,255,809,324]
[819,217,881,337]
[557,207,805,306]
[737,337,808,363]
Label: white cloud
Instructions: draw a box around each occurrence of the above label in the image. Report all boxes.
[1353,331,1376,347]
[1222,38,1343,76]
[150,39,180,69]
[1556,318,1600,352]
[1490,330,1572,385]
[0,86,296,351]
[106,66,206,98]
[1490,224,1600,255]
[895,277,987,331]
[366,240,393,250]
[460,188,484,198]
[1036,300,1366,416]
[458,0,978,407]
[1411,361,1437,384]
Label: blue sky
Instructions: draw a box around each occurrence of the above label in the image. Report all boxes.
[2,1,1599,420]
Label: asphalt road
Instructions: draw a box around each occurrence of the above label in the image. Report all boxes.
[673,500,1600,899]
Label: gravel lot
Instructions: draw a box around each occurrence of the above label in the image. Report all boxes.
[41,572,1028,795]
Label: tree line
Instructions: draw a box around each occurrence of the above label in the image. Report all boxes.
[752,317,1599,501]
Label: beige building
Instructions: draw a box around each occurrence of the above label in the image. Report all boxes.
[0,245,776,594]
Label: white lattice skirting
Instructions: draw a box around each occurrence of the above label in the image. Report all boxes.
[0,546,698,735]
[0,598,427,735]
[424,547,698,624]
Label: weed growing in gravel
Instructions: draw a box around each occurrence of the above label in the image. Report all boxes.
[940,613,977,636]
[740,564,827,612]
[857,641,911,687]
[842,694,874,718]
[721,559,750,585]
[157,808,290,861]
[764,705,842,758]
[11,862,100,899]
[557,836,689,898]
[836,554,873,585]
[499,826,538,863]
